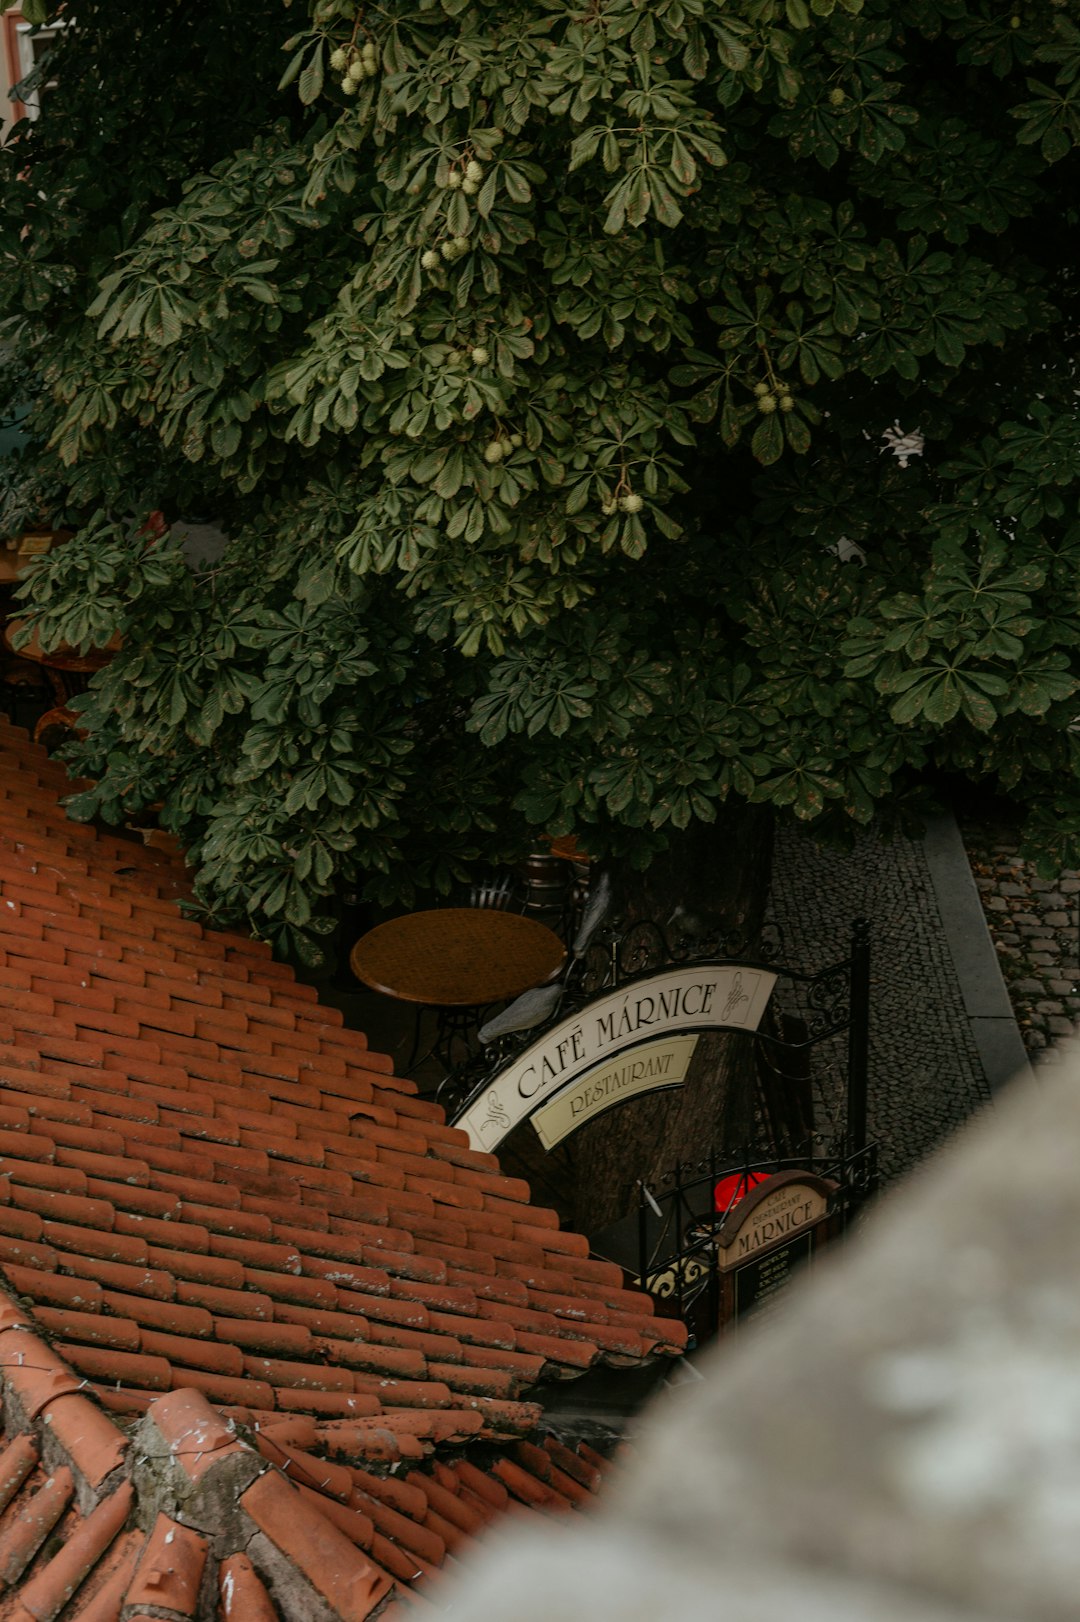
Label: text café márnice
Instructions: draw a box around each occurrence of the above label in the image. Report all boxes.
[459,963,777,1150]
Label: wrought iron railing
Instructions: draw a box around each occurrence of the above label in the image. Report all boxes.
[438,916,872,1161]
[632,1139,878,1344]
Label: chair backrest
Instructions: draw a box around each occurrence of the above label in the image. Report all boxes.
[571,869,612,957]
[478,981,564,1045]
[468,869,522,911]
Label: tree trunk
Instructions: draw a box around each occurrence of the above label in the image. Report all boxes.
[570,803,774,1235]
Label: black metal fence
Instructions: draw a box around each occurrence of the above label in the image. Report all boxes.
[441,914,873,1158]
[632,1139,878,1346]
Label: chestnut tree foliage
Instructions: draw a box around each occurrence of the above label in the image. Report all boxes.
[1,0,1079,962]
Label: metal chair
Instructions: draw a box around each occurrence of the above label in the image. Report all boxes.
[467,868,524,911]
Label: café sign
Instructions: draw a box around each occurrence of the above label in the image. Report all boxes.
[713,1171,834,1269]
[457,963,776,1151]
[712,1171,837,1330]
[531,1035,699,1150]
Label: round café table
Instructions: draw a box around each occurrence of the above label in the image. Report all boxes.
[349,908,566,1072]
[3,620,121,706]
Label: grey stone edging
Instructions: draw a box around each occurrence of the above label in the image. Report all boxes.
[921,810,1034,1095]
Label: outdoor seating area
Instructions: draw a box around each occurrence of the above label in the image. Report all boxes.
[341,840,595,1083]
[349,905,567,1072]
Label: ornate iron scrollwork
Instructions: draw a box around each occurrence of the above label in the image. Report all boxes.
[804,964,852,1038]
[616,920,667,979]
[439,913,868,1135]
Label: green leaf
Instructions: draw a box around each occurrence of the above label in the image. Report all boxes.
[783,411,811,455]
[278,43,308,92]
[298,44,324,106]
[750,412,784,465]
[920,675,961,725]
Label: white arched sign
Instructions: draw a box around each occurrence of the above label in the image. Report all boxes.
[456,964,776,1152]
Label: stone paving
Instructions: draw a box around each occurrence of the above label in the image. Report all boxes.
[767,820,992,1185]
[959,808,1080,1067]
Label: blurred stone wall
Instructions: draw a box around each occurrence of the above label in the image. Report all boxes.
[445,1050,1078,1622]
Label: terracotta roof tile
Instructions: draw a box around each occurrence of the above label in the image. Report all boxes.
[273,1389,381,1420]
[0,1226,46,1278]
[5,1157,89,1194]
[514,1331,598,1371]
[169,1368,276,1411]
[314,1338,425,1381]
[0,1435,38,1515]
[351,1491,444,1566]
[363,1322,459,1362]
[241,1466,394,1621]
[149,1249,245,1288]
[272,1303,370,1341]
[173,1280,273,1319]
[490,1456,575,1512]
[56,1526,146,1620]
[0,1330,85,1418]
[3,1264,103,1313]
[125,1512,208,1616]
[219,1550,280,1622]
[54,1343,172,1391]
[298,1257,392,1298]
[60,1255,172,1297]
[255,1437,355,1504]
[336,1289,429,1331]
[0,1209,42,1243]
[0,1463,74,1585]
[244,1269,339,1311]
[81,1174,168,1212]
[15,1477,133,1617]
[0,1236,55,1273]
[140,1329,245,1378]
[426,1310,516,1351]
[0,1128,53,1162]
[0,719,682,1617]
[99,1290,211,1337]
[242,1356,356,1394]
[32,1306,140,1352]
[35,1117,124,1153]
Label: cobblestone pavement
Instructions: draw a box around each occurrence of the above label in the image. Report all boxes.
[768,820,991,1185]
[959,809,1080,1068]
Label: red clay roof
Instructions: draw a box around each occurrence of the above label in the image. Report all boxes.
[0,715,684,1617]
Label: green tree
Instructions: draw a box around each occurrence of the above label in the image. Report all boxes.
[2,0,1080,1216]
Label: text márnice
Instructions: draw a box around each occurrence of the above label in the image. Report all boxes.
[517,979,720,1099]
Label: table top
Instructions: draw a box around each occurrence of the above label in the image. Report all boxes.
[0,556,29,585]
[350,908,567,1007]
[0,532,72,584]
[2,619,121,673]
